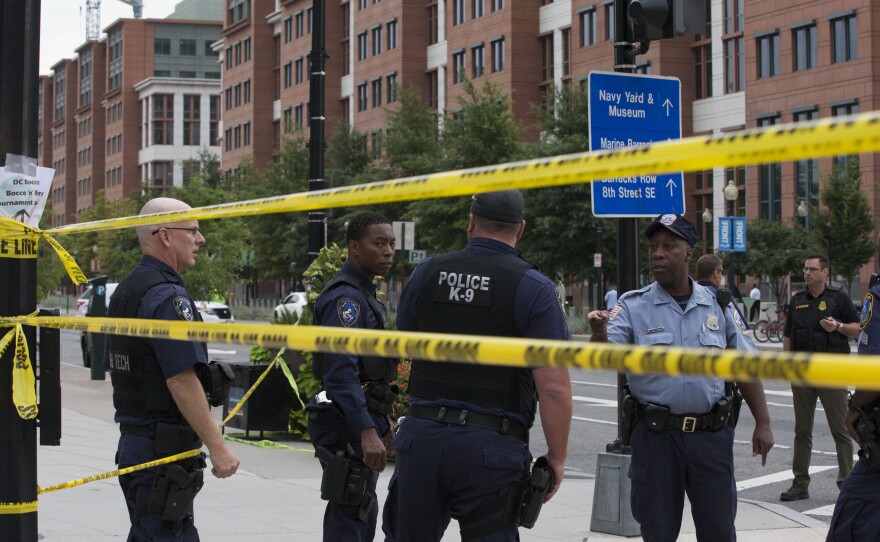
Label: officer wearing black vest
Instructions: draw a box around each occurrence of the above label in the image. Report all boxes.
[382,190,573,541]
[306,212,398,542]
[107,197,239,541]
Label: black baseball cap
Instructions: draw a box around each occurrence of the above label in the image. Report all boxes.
[470,190,524,223]
[644,214,699,247]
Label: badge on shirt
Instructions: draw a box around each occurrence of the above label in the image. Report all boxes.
[172,296,194,321]
[861,293,874,330]
[706,313,719,331]
[337,298,361,327]
[819,300,827,312]
[608,303,622,322]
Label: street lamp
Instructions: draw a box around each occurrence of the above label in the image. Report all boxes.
[701,207,712,253]
[797,200,809,229]
[723,180,739,290]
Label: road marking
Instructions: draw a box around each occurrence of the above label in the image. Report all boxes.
[573,395,617,407]
[571,380,617,388]
[736,465,836,491]
[572,416,617,426]
[803,504,836,516]
[764,390,793,397]
[208,348,236,355]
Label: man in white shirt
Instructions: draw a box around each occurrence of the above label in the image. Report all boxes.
[749,283,761,322]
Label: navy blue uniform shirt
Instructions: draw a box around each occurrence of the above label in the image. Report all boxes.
[859,281,880,354]
[398,237,571,426]
[314,262,386,434]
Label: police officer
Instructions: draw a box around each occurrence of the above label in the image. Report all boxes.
[826,235,880,541]
[382,190,573,541]
[695,253,749,330]
[780,254,859,501]
[306,212,397,542]
[107,197,239,541]
[588,214,773,542]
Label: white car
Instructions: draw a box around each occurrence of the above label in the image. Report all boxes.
[194,300,235,323]
[76,283,119,316]
[274,291,308,320]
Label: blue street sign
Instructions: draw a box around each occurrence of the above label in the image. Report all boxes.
[589,71,684,217]
[732,217,747,252]
[718,217,731,252]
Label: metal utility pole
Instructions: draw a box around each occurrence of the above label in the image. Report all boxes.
[307,0,328,263]
[0,0,41,538]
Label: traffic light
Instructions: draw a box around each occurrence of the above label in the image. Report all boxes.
[624,0,705,42]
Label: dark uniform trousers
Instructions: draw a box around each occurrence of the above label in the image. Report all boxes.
[117,434,204,542]
[382,417,530,542]
[308,401,386,542]
[827,456,880,542]
[629,421,737,542]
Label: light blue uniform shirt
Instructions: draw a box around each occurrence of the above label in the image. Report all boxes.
[607,279,756,414]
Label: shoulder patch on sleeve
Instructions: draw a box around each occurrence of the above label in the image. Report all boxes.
[861,293,874,330]
[337,298,361,327]
[733,307,751,336]
[608,303,623,322]
[172,296,194,321]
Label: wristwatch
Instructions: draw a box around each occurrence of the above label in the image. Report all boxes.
[837,322,845,333]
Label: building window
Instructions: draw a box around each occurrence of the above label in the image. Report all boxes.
[693,42,712,99]
[605,2,615,41]
[295,11,304,38]
[831,13,857,64]
[154,38,171,55]
[151,161,173,190]
[792,23,816,71]
[452,50,466,84]
[205,40,215,56]
[225,128,232,150]
[243,122,251,146]
[234,42,242,65]
[427,70,438,110]
[357,83,368,112]
[358,0,367,9]
[284,16,293,43]
[540,34,554,83]
[832,100,859,169]
[154,69,172,77]
[180,38,196,56]
[372,78,382,108]
[723,37,744,93]
[244,79,251,103]
[358,32,368,61]
[229,0,250,24]
[372,26,382,56]
[561,28,570,77]
[79,49,92,106]
[284,62,292,88]
[294,104,303,130]
[756,32,779,78]
[307,7,313,33]
[225,87,232,110]
[226,47,232,69]
[152,94,174,145]
[371,131,382,160]
[793,108,819,216]
[635,61,651,74]
[473,0,483,19]
[580,8,596,47]
[757,114,781,221]
[387,19,397,50]
[54,67,66,120]
[453,0,465,26]
[471,44,485,78]
[234,83,241,107]
[295,57,304,84]
[387,73,397,103]
[428,2,438,45]
[108,29,122,90]
[234,125,241,148]
[209,95,219,146]
[183,95,200,146]
[491,0,503,11]
[179,71,196,78]
[491,37,505,72]
[244,37,251,61]
[283,107,293,133]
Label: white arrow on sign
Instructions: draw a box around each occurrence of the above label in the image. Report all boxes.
[662,98,673,116]
[666,179,677,195]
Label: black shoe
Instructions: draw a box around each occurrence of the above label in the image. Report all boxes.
[780,483,809,501]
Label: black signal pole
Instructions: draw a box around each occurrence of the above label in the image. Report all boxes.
[307,0,328,263]
[0,0,41,538]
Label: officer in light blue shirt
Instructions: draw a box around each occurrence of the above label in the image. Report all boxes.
[588,214,774,542]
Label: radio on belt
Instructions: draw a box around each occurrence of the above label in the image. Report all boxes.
[434,271,494,306]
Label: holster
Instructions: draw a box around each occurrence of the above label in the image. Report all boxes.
[854,401,880,473]
[516,457,555,529]
[148,464,204,522]
[314,445,379,521]
[725,382,744,429]
[363,381,399,417]
[197,360,234,407]
[620,387,639,446]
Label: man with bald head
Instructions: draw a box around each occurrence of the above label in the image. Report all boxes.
[107,197,239,541]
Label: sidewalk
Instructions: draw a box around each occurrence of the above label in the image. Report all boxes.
[37,406,829,541]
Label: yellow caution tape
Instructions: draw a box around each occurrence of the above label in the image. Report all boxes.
[0,500,37,514]
[6,314,880,391]
[0,311,40,420]
[222,433,313,453]
[37,449,202,495]
[0,218,86,284]
[41,111,880,236]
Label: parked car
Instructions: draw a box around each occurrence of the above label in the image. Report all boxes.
[194,300,235,323]
[76,283,119,316]
[274,292,308,321]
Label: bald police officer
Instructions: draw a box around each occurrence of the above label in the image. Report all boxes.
[108,197,239,541]
[826,237,880,541]
[383,190,573,541]
[306,212,398,541]
[589,214,773,542]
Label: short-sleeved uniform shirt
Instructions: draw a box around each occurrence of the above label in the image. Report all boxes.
[608,279,756,414]
[397,237,572,426]
[859,282,880,354]
[784,286,859,353]
[111,255,208,425]
[313,262,388,436]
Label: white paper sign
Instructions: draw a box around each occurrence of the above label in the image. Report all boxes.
[0,166,54,227]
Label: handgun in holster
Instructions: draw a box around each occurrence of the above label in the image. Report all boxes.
[724,381,744,429]
[516,456,556,529]
[853,401,880,472]
[148,464,204,522]
[315,444,379,521]
[620,386,639,446]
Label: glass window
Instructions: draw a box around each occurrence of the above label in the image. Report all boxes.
[581,9,597,47]
[180,39,196,56]
[452,51,466,84]
[757,115,781,221]
[387,20,397,50]
[831,14,857,63]
[471,44,484,78]
[154,38,170,55]
[454,0,465,26]
[491,37,505,73]
[757,32,779,78]
[792,24,817,71]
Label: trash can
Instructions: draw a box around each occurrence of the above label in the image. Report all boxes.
[222,360,296,437]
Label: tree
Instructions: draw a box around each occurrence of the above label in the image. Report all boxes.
[735,219,818,305]
[383,87,444,178]
[812,160,875,293]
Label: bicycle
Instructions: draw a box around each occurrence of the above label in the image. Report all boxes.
[753,306,786,343]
